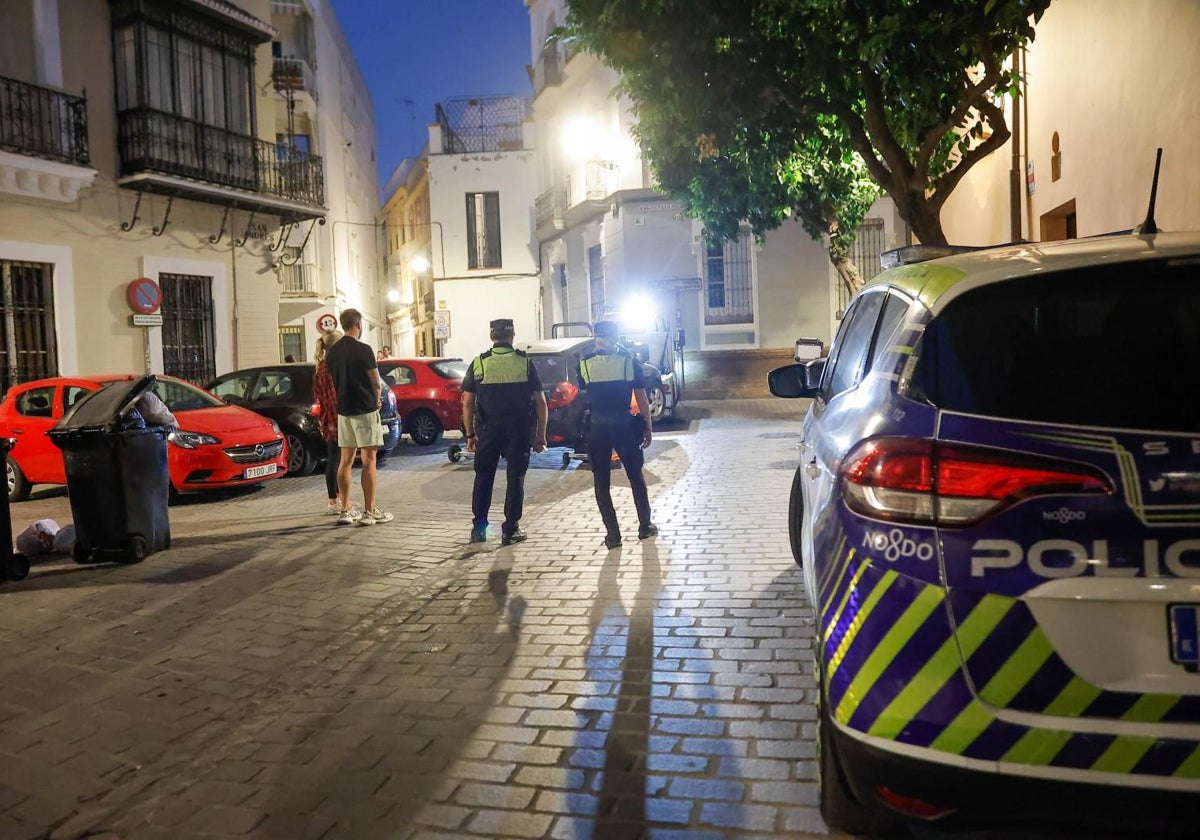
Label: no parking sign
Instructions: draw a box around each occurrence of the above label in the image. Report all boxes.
[316,312,338,333]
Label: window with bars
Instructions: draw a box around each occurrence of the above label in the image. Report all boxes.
[160,273,215,385]
[465,192,501,269]
[587,245,605,321]
[279,325,304,362]
[843,218,887,316]
[0,260,58,393]
[703,231,754,325]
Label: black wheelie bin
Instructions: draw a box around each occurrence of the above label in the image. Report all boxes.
[47,375,170,564]
[0,438,30,583]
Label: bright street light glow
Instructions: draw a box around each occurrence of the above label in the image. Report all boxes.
[387,289,401,303]
[621,294,656,332]
[410,255,430,274]
[561,116,598,161]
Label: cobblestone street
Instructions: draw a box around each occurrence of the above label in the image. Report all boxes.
[0,398,841,839]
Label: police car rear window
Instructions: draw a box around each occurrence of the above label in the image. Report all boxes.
[914,259,1200,432]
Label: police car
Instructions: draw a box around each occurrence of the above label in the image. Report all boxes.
[769,231,1200,834]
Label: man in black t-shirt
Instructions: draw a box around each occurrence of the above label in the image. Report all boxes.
[325,308,393,526]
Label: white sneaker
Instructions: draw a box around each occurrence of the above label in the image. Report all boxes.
[357,508,394,526]
[335,507,361,526]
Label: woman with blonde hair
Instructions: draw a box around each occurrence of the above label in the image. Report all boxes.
[314,329,355,516]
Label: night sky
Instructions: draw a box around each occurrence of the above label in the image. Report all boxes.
[330,0,533,195]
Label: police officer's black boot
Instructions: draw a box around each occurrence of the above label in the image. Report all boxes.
[638,522,658,540]
[604,529,622,549]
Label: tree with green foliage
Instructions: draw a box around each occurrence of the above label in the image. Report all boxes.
[566,0,1050,292]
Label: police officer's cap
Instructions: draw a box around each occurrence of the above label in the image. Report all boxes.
[489,318,515,332]
[594,320,619,338]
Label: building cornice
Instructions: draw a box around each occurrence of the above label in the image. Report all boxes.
[0,150,97,203]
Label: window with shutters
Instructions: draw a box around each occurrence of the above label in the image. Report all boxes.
[279,325,304,362]
[160,273,216,385]
[703,231,753,325]
[588,245,605,321]
[465,191,501,269]
[0,260,58,393]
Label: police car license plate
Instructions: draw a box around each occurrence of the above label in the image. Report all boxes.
[244,463,278,480]
[1168,604,1200,667]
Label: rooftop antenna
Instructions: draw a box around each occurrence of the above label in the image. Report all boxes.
[1135,147,1162,235]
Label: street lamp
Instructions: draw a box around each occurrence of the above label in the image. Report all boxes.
[410,254,430,275]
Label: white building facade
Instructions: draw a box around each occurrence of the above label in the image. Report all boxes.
[424,97,541,361]
[269,0,385,360]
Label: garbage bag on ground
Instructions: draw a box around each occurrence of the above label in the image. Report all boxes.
[16,519,60,556]
[52,523,76,555]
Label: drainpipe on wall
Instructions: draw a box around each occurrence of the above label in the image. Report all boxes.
[1009,47,1023,243]
[230,233,240,368]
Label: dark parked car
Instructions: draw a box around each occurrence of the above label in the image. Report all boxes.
[522,336,665,463]
[206,363,399,475]
[378,357,467,446]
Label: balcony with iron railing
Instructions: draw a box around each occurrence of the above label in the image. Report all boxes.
[272,57,317,102]
[0,73,96,202]
[116,107,325,216]
[0,74,89,166]
[279,262,318,296]
[436,96,529,154]
[534,186,567,235]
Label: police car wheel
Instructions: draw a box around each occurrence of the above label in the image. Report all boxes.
[788,466,805,567]
[818,679,882,835]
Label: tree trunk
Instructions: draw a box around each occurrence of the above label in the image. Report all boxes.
[892,189,949,246]
[829,251,864,300]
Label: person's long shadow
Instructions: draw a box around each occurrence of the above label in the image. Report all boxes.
[244,552,526,834]
[576,539,661,831]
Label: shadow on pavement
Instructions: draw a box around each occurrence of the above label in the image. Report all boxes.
[583,539,668,831]
[250,552,524,835]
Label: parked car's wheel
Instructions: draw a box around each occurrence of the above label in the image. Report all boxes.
[407,410,443,446]
[647,384,665,422]
[788,466,805,567]
[285,430,315,476]
[6,456,30,503]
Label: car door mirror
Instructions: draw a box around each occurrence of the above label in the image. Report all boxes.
[768,362,822,399]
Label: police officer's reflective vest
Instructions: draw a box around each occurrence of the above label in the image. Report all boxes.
[471,346,531,383]
[579,351,636,386]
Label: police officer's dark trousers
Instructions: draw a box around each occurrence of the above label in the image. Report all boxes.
[471,421,533,534]
[586,414,651,532]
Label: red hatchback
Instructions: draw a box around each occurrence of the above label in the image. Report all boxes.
[1,375,287,502]
[377,358,466,446]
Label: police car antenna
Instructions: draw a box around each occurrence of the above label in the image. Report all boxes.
[1135,147,1163,235]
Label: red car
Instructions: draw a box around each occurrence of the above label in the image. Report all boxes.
[377,358,466,446]
[1,375,287,502]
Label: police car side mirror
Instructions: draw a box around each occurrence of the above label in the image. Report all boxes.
[768,361,822,399]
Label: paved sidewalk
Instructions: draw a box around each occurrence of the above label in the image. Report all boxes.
[0,399,841,839]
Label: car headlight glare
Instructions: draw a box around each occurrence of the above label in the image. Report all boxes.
[167,430,221,449]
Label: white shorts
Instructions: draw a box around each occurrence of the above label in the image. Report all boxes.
[338,410,383,449]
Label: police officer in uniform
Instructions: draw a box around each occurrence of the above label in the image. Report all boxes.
[461,318,548,545]
[578,320,658,549]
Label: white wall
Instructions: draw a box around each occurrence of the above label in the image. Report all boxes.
[942,0,1200,245]
[434,276,541,360]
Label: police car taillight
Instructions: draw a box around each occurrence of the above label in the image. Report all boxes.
[840,437,1112,526]
[547,380,579,412]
